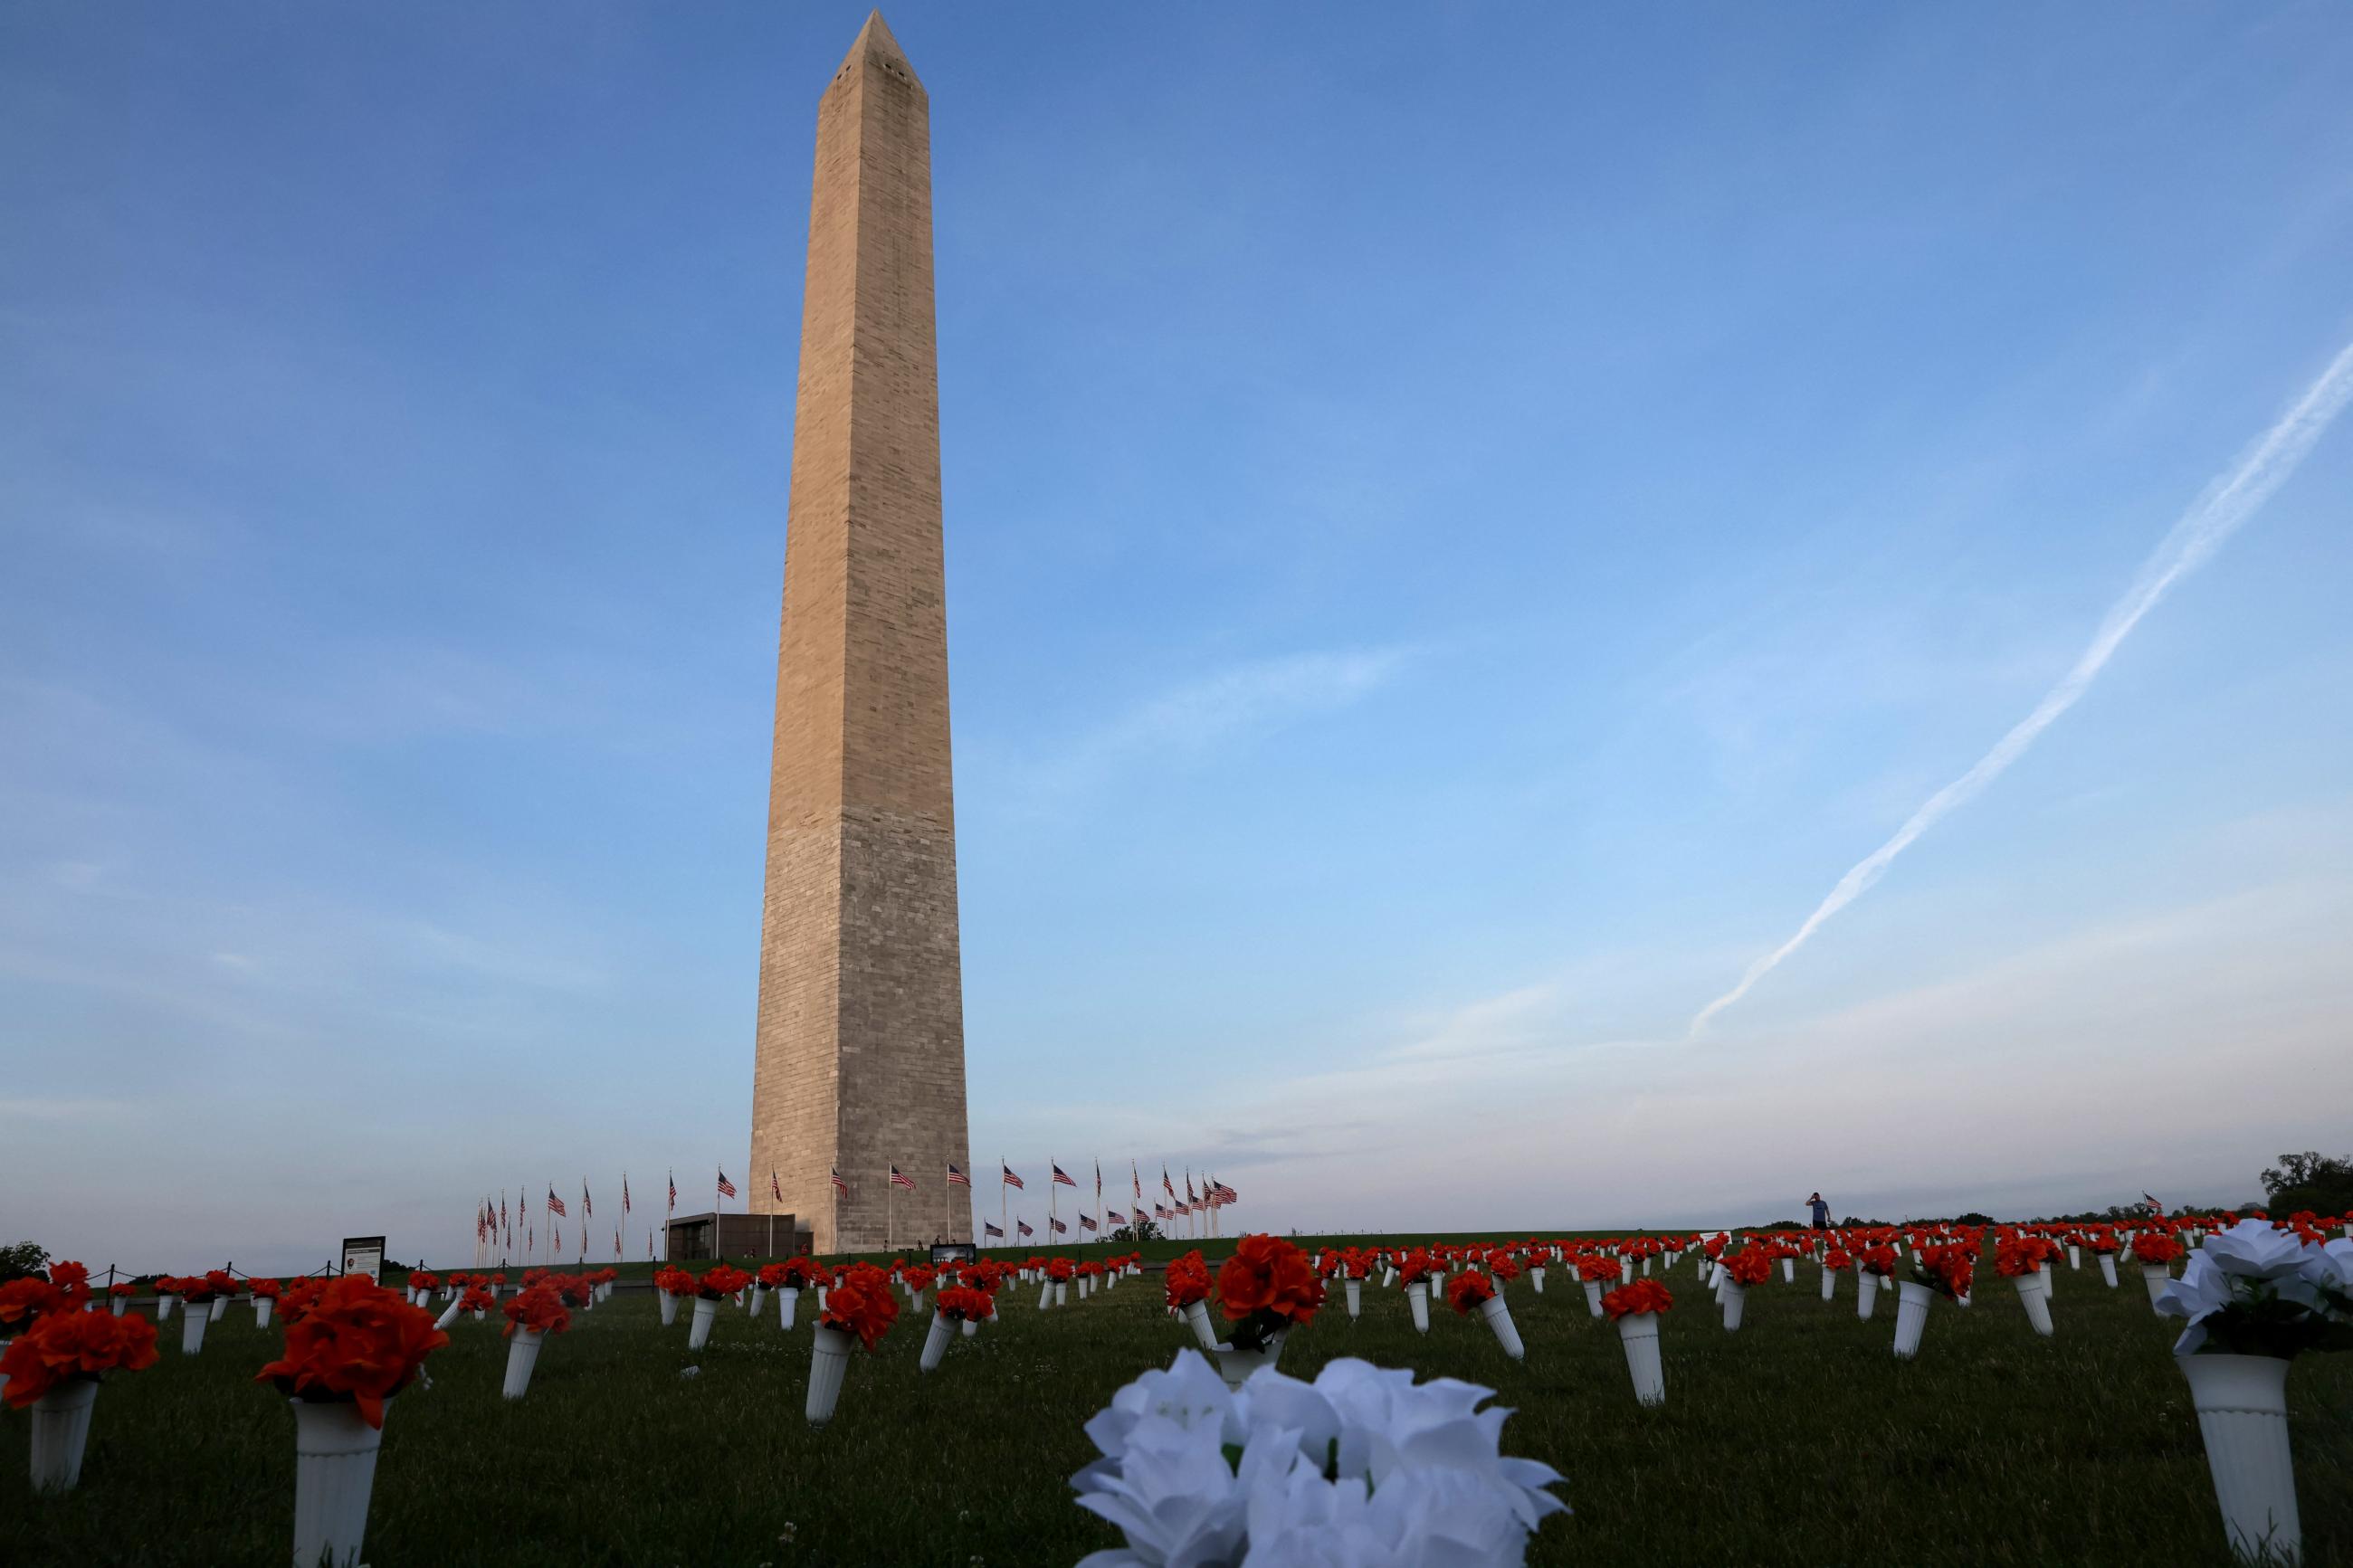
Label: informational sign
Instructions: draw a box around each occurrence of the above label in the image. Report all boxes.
[929,1240,976,1267]
[339,1236,386,1283]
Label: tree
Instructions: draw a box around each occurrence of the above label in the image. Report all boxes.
[1107,1219,1163,1246]
[0,1241,51,1285]
[2259,1151,2353,1217]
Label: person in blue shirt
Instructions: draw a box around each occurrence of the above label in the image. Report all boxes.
[1807,1193,1831,1230]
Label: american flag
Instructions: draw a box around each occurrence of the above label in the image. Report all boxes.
[1079,1213,1098,1232]
[1213,1182,1238,1204]
[1186,1174,1197,1204]
[554,1222,562,1253]
[623,1174,632,1214]
[1002,1164,1024,1190]
[1108,1209,1127,1225]
[667,1171,677,1214]
[1017,1220,1034,1238]
[1132,1162,1143,1203]
[771,1171,783,1202]
[1155,1202,1170,1220]
[1052,1164,1078,1188]
[717,1169,738,1200]
[582,1180,592,1218]
[984,1221,1004,1238]
[500,1195,509,1235]
[831,1168,849,1197]
[2144,1193,2167,1216]
[1050,1217,1068,1234]
[1163,1167,1176,1199]
[890,1165,917,1191]
[547,1185,567,1219]
[947,1163,970,1188]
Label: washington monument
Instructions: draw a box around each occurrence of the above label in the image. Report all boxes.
[750,12,970,1254]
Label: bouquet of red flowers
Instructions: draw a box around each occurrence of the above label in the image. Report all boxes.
[1824,1248,1854,1272]
[1604,1278,1673,1319]
[818,1264,899,1351]
[407,1271,440,1296]
[2133,1232,2184,1265]
[1488,1255,1521,1285]
[902,1265,936,1295]
[1856,1244,1899,1278]
[1575,1254,1621,1284]
[1046,1257,1076,1283]
[1995,1236,2056,1278]
[550,1274,595,1308]
[757,1262,792,1288]
[653,1267,697,1297]
[1722,1249,1774,1288]
[1164,1252,1212,1310]
[249,1278,284,1300]
[1396,1250,1438,1286]
[108,1281,135,1299]
[771,1257,826,1290]
[278,1278,329,1325]
[1216,1233,1324,1352]
[1446,1270,1497,1314]
[501,1285,572,1339]
[695,1265,753,1301]
[1910,1240,1976,1300]
[255,1276,446,1429]
[45,1261,91,1303]
[935,1285,996,1324]
[0,1277,71,1329]
[1,1308,158,1409]
[459,1286,496,1314]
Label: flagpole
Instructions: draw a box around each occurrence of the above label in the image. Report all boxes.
[1000,1157,1007,1253]
[887,1164,894,1252]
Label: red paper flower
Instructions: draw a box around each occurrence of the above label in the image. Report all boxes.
[935,1286,996,1323]
[0,1278,69,1329]
[695,1265,753,1301]
[1604,1278,1674,1319]
[254,1275,447,1430]
[0,1307,159,1409]
[45,1261,91,1303]
[1913,1241,1977,1300]
[249,1278,284,1299]
[1824,1249,1854,1272]
[1163,1252,1211,1309]
[1216,1234,1324,1348]
[108,1281,135,1297]
[1723,1249,1774,1288]
[459,1286,496,1313]
[1996,1236,2055,1278]
[1575,1254,1621,1283]
[773,1257,825,1290]
[1446,1270,1497,1314]
[2133,1233,2184,1264]
[818,1264,899,1352]
[500,1285,572,1339]
[653,1267,698,1297]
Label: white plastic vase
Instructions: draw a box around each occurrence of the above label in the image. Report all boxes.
[960,1316,977,1337]
[815,1285,828,1313]
[156,1294,176,1322]
[255,1297,275,1330]
[909,1289,926,1315]
[28,1378,98,1493]
[433,1297,463,1332]
[1779,1258,1795,1284]
[110,1296,128,1316]
[1583,1279,1605,1318]
[1617,1313,1666,1406]
[658,1293,679,1327]
[1214,1327,1287,1391]
[1720,1282,1747,1332]
[1892,1280,1932,1359]
[1054,1282,1067,1307]
[2067,1244,2081,1270]
[2177,1353,2301,1564]
[1184,1300,1220,1352]
[2098,1254,2120,1288]
[1529,1266,1545,1294]
[748,1285,765,1316]
[1619,1258,1634,1287]
[1477,1295,1524,1360]
[1036,1279,1053,1311]
[1820,1269,1836,1302]
[180,1305,210,1354]
[1406,1281,1430,1334]
[1641,1257,1653,1277]
[502,1329,543,1400]
[1344,1279,1361,1319]
[1858,1272,1880,1318]
[919,1311,952,1373]
[291,1396,386,1568]
[2143,1266,2173,1309]
[210,1295,228,1323]
[2015,1275,2053,1336]
[687,1297,718,1350]
[2039,1262,2054,1300]
[777,1288,799,1330]
[805,1326,853,1427]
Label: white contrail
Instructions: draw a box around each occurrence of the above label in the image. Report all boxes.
[1690,337,2353,1038]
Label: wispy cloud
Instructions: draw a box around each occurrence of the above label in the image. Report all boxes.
[1691,336,2353,1036]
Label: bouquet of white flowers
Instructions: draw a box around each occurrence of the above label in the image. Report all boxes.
[1072,1351,1567,1567]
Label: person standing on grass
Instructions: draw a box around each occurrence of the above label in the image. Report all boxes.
[1807,1193,1831,1231]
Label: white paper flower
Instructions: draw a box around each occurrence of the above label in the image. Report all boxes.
[2297,1237,2353,1298]
[2200,1217,2316,1279]
[1073,1410,1247,1568]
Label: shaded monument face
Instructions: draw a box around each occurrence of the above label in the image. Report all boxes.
[750,11,971,1255]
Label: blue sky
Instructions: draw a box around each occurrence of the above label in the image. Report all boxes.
[5,4,2350,1273]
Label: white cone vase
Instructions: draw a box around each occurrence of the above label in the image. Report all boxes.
[1054,1282,1067,1307]
[180,1305,210,1354]
[110,1297,128,1317]
[748,1285,765,1316]
[1382,1268,1395,1289]
[1184,1300,1220,1352]
[255,1297,275,1330]
[1620,1259,1634,1287]
[1892,1281,1932,1359]
[210,1296,228,1323]
[2177,1354,2301,1565]
[2099,1254,2120,1288]
[1858,1273,1881,1318]
[1214,1328,1287,1391]
[960,1316,977,1337]
[919,1311,952,1373]
[501,1329,544,1399]
[1406,1281,1430,1334]
[909,1289,925,1315]
[1036,1279,1053,1311]
[2015,1276,2054,1335]
[1477,1295,1525,1360]
[778,1288,798,1330]
[815,1286,828,1313]
[2039,1262,2054,1300]
[291,1397,386,1568]
[1780,1259,1795,1284]
[658,1293,679,1327]
[805,1326,853,1428]
[471,1309,484,1322]
[28,1378,99,1493]
[1345,1279,1361,1319]
[1708,1263,1726,1291]
[1529,1266,1545,1294]
[687,1297,717,1350]
[433,1298,463,1332]
[1720,1282,1747,1332]
[1583,1280,1605,1318]
[1820,1269,1837,1302]
[1617,1314,1665,1407]
[2067,1244,2081,1270]
[1642,1257,1653,1277]
[2143,1266,2173,1309]
[156,1295,176,1322]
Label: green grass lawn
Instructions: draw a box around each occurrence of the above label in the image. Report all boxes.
[5,1241,2348,1566]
